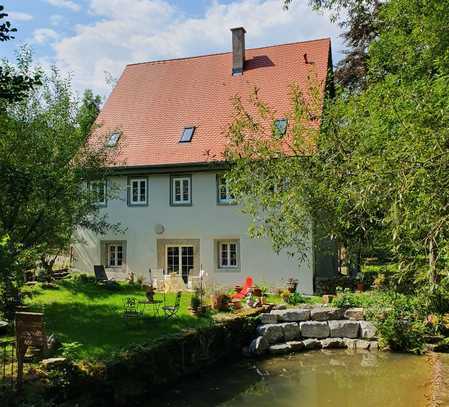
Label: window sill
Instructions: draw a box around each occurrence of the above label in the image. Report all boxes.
[216,267,240,273]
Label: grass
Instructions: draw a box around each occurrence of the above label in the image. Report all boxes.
[22,279,213,361]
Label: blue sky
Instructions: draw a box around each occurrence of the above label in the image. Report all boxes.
[3,0,343,97]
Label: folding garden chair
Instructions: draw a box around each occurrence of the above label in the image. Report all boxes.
[162,291,182,319]
[123,297,142,324]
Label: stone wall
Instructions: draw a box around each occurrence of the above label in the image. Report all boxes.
[248,305,378,355]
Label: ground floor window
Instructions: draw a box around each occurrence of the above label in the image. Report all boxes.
[107,244,123,267]
[217,240,239,269]
[166,245,194,283]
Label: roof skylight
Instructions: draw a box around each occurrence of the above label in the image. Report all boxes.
[106,131,121,147]
[180,127,195,143]
[274,119,288,138]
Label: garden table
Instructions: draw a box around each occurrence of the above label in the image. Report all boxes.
[138,299,163,317]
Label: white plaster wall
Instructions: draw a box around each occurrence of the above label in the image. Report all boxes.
[73,172,314,294]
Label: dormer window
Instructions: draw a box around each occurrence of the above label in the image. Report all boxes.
[180,127,195,143]
[106,131,121,147]
[274,119,288,139]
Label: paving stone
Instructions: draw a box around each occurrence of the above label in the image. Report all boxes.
[300,321,330,338]
[359,321,377,339]
[260,313,278,324]
[310,307,344,321]
[269,343,291,355]
[321,338,347,349]
[249,336,269,355]
[257,324,284,344]
[272,308,310,322]
[328,320,360,338]
[344,308,365,320]
[287,340,305,352]
[279,322,300,341]
[303,338,322,350]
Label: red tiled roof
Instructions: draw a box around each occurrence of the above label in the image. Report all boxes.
[94,38,331,167]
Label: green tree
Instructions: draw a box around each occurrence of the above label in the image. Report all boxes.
[77,89,102,139]
[0,51,120,319]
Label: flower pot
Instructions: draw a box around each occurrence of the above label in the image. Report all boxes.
[356,282,365,292]
[252,287,262,297]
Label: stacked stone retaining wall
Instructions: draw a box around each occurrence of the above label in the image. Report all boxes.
[249,306,378,355]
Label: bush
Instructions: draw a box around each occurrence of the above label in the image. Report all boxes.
[367,292,427,353]
[284,292,304,305]
[333,288,365,308]
[72,273,96,284]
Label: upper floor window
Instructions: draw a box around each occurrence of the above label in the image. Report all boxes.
[180,127,195,143]
[273,119,288,139]
[129,177,148,205]
[218,240,239,269]
[171,175,192,205]
[217,175,235,204]
[90,180,106,206]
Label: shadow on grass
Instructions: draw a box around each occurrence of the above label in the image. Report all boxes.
[56,279,142,300]
[39,298,213,361]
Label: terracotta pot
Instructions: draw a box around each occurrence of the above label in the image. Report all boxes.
[356,282,365,292]
[252,287,262,297]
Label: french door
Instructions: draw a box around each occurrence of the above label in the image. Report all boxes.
[166,245,194,283]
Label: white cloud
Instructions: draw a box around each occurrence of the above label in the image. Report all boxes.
[47,0,81,12]
[50,0,344,95]
[33,28,59,44]
[50,14,65,26]
[8,11,33,21]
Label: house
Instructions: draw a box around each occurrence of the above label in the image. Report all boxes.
[73,28,336,294]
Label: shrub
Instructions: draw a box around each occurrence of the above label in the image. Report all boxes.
[61,342,83,360]
[367,292,427,354]
[72,273,96,284]
[333,288,365,308]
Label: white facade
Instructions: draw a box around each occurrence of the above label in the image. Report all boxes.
[73,171,315,294]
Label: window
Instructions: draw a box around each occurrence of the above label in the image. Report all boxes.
[218,240,239,269]
[217,175,235,204]
[180,127,195,143]
[129,177,148,205]
[90,180,106,206]
[107,244,123,267]
[274,119,288,139]
[106,132,121,147]
[171,175,192,205]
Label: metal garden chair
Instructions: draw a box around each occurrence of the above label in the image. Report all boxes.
[162,291,182,319]
[123,297,142,324]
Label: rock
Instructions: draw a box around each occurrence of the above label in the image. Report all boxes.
[328,320,360,339]
[321,338,347,349]
[249,336,270,355]
[257,324,284,344]
[287,341,305,352]
[303,338,322,350]
[269,343,292,355]
[369,341,379,351]
[310,307,344,321]
[359,321,377,339]
[279,322,300,341]
[272,304,287,310]
[41,357,69,370]
[343,338,357,349]
[272,308,310,322]
[300,321,330,338]
[260,313,278,324]
[355,340,371,350]
[344,308,365,320]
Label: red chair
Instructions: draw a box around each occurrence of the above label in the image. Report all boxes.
[232,276,254,300]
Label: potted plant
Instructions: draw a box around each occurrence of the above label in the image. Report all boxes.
[355,273,365,292]
[286,278,299,293]
[190,294,201,315]
[252,286,262,297]
[210,289,230,311]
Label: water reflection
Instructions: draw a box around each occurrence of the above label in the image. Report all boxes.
[148,350,432,407]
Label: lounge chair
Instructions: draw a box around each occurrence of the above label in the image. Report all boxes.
[93,265,117,287]
[162,291,182,319]
[231,276,254,300]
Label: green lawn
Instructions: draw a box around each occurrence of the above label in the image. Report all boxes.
[23,279,213,361]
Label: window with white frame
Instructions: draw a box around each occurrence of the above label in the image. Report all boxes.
[218,240,239,269]
[90,180,106,205]
[107,244,123,267]
[171,176,191,205]
[217,175,235,204]
[129,178,148,205]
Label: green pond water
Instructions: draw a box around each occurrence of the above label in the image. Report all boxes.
[150,350,434,407]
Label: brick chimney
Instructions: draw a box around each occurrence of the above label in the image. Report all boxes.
[231,27,246,75]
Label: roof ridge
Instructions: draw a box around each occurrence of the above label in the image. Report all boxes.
[126,37,331,67]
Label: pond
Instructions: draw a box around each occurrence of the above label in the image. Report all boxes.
[148,350,445,407]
